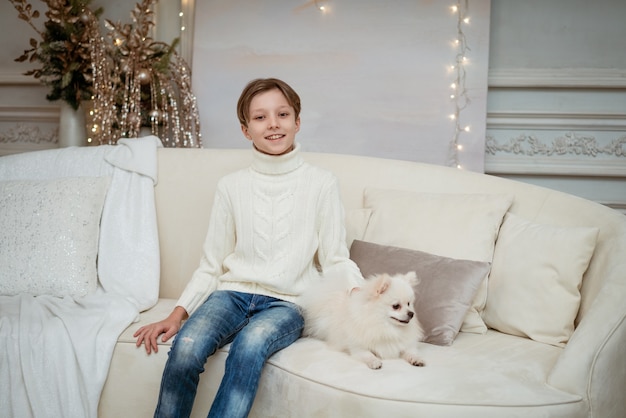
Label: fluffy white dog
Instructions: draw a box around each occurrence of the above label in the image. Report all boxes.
[301,271,425,369]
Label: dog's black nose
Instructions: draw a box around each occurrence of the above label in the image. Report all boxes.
[408,311,414,319]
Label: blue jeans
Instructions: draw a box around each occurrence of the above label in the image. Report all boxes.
[154,291,304,418]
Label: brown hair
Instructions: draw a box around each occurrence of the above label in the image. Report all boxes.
[236,78,301,127]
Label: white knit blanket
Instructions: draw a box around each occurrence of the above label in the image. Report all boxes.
[0,137,161,418]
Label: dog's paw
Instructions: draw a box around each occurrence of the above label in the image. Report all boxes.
[408,358,425,367]
[353,350,383,369]
[365,357,383,369]
[404,351,425,367]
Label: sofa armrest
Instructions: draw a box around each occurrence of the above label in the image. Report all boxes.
[547,263,626,418]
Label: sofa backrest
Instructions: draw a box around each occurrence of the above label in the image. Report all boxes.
[154,148,626,324]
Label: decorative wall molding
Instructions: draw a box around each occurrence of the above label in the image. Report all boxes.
[485,130,626,177]
[0,106,59,122]
[0,73,39,85]
[487,111,626,132]
[486,133,626,158]
[0,123,57,144]
[485,80,626,212]
[484,154,626,177]
[0,105,59,154]
[484,83,626,211]
[489,68,626,88]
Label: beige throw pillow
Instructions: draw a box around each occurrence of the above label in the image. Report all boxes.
[482,213,598,347]
[362,188,513,333]
[350,240,490,346]
[345,208,372,248]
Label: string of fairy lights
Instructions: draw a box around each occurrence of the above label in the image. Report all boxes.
[313,1,472,168]
[448,0,471,169]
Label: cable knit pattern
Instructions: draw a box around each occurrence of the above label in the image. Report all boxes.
[176,144,363,315]
[251,177,295,266]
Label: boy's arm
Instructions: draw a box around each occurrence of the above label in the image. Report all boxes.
[176,184,236,316]
[316,175,364,288]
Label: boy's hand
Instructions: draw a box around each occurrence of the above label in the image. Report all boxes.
[133,306,188,354]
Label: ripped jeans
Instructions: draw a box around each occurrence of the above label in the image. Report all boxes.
[154,290,304,418]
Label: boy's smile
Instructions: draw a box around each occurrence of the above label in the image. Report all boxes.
[242,88,300,156]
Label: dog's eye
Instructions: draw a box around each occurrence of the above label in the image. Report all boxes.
[392,303,401,310]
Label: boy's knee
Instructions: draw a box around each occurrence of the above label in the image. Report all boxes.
[238,326,273,350]
[169,335,211,369]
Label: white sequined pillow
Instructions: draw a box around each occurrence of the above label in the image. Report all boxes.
[0,177,110,298]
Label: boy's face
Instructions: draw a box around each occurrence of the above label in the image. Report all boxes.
[241,88,300,156]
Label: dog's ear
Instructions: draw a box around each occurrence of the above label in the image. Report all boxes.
[403,271,419,287]
[373,274,391,296]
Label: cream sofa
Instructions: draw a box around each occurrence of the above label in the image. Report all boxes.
[99,147,626,418]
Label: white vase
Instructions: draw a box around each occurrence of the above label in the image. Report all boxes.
[58,102,86,147]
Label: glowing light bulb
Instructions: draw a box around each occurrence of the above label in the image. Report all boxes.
[450,83,457,89]
[464,17,470,24]
[457,144,463,150]
[451,5,458,13]
[464,126,470,132]
[449,114,456,120]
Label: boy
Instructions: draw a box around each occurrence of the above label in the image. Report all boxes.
[135,78,363,418]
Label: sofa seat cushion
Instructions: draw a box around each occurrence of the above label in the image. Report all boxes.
[114,298,582,417]
[270,333,579,408]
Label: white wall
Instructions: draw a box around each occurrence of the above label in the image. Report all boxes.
[190,0,491,171]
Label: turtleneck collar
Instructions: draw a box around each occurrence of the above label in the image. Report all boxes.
[251,143,304,175]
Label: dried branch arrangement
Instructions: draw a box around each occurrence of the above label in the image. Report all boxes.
[88,0,201,146]
[11,0,202,147]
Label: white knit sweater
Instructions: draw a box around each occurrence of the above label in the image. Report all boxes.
[177,144,363,315]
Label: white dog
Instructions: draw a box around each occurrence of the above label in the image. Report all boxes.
[300,271,425,369]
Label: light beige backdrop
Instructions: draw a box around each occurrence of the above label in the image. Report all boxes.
[191,0,491,171]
